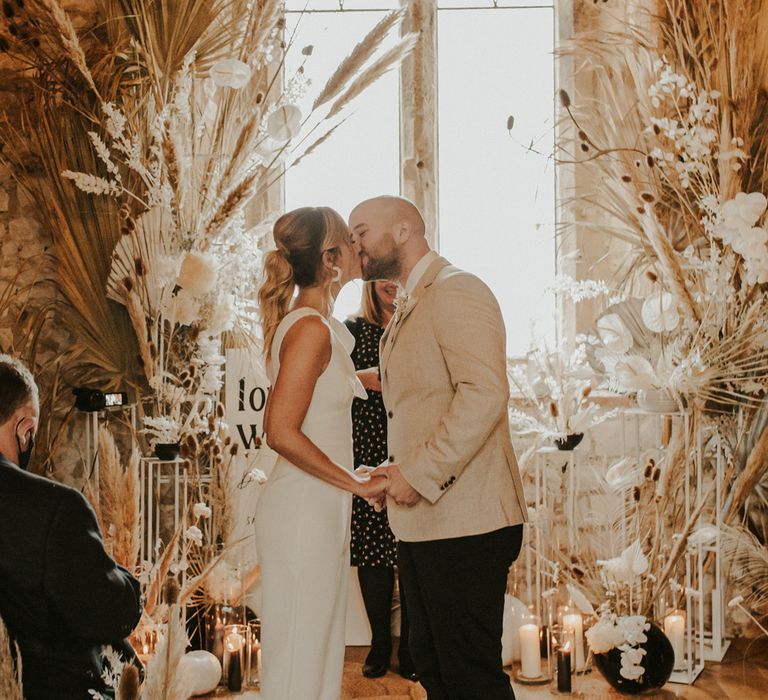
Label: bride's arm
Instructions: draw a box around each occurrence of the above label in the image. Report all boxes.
[264,315,384,499]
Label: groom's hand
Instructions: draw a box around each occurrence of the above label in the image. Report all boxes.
[372,465,422,507]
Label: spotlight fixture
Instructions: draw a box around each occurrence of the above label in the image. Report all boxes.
[73,388,128,412]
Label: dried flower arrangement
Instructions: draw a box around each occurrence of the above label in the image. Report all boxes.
[508,339,620,444]
[0,0,415,689]
[544,0,768,662]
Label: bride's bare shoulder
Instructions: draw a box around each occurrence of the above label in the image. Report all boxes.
[280,313,331,359]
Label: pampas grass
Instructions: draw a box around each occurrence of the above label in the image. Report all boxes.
[141,580,190,700]
[86,427,140,572]
[312,8,404,110]
[0,615,23,700]
[327,34,419,119]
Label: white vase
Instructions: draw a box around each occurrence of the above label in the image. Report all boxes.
[636,388,679,413]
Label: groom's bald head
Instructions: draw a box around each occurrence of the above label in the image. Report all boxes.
[350,196,426,238]
[349,196,429,282]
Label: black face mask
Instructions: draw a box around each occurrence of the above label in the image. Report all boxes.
[15,419,34,471]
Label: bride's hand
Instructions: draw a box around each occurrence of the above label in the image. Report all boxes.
[354,472,388,503]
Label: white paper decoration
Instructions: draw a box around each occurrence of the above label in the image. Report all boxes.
[266,105,302,141]
[210,58,252,89]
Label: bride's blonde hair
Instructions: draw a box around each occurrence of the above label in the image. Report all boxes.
[259,206,351,362]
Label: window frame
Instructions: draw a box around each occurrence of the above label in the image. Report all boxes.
[283,0,563,353]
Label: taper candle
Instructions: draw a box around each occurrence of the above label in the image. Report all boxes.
[557,642,572,693]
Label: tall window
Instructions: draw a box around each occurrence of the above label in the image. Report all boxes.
[284,1,556,353]
[284,2,401,318]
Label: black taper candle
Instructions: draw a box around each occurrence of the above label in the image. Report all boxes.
[228,650,243,692]
[557,646,572,693]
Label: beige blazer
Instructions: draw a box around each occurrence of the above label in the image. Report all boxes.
[380,255,527,542]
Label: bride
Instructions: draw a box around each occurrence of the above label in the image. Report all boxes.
[255,206,388,699]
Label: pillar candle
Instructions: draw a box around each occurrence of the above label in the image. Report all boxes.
[562,612,585,671]
[664,611,686,670]
[519,623,542,678]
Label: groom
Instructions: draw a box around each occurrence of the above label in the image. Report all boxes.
[349,196,527,700]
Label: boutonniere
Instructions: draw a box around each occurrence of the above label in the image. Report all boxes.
[393,292,414,323]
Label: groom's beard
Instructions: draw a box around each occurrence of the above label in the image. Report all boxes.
[361,238,401,282]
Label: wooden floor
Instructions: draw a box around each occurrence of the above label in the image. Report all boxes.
[342,635,768,699]
[204,636,768,699]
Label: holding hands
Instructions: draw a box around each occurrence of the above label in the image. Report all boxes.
[353,465,388,507]
[356,464,422,510]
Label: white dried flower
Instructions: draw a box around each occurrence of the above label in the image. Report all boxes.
[165,290,200,327]
[177,252,218,297]
[210,58,252,89]
[193,502,212,519]
[185,525,203,547]
[266,104,302,141]
[205,294,237,335]
[247,468,268,484]
[62,170,121,196]
[641,291,680,333]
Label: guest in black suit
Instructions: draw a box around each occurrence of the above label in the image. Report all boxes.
[0,355,143,700]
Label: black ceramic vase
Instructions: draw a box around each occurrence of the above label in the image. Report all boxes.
[593,623,675,695]
[554,432,584,451]
[154,442,181,460]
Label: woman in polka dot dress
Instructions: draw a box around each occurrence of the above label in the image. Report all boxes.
[345,281,415,681]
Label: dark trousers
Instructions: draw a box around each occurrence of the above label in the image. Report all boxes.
[398,524,524,700]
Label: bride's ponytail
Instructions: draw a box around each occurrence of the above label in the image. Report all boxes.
[259,249,295,363]
[258,206,352,363]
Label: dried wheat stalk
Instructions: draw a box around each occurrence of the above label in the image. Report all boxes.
[37,0,100,98]
[0,615,23,700]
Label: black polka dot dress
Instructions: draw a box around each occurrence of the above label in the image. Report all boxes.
[345,317,397,569]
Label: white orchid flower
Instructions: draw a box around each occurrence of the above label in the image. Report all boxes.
[641,291,679,333]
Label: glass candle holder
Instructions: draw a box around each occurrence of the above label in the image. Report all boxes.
[223,623,247,692]
[246,619,262,688]
[663,608,686,670]
[558,602,585,672]
[518,611,542,679]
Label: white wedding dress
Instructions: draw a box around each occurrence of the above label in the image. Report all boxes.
[254,307,366,700]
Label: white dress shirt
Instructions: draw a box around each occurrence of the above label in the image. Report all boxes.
[403,249,439,295]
